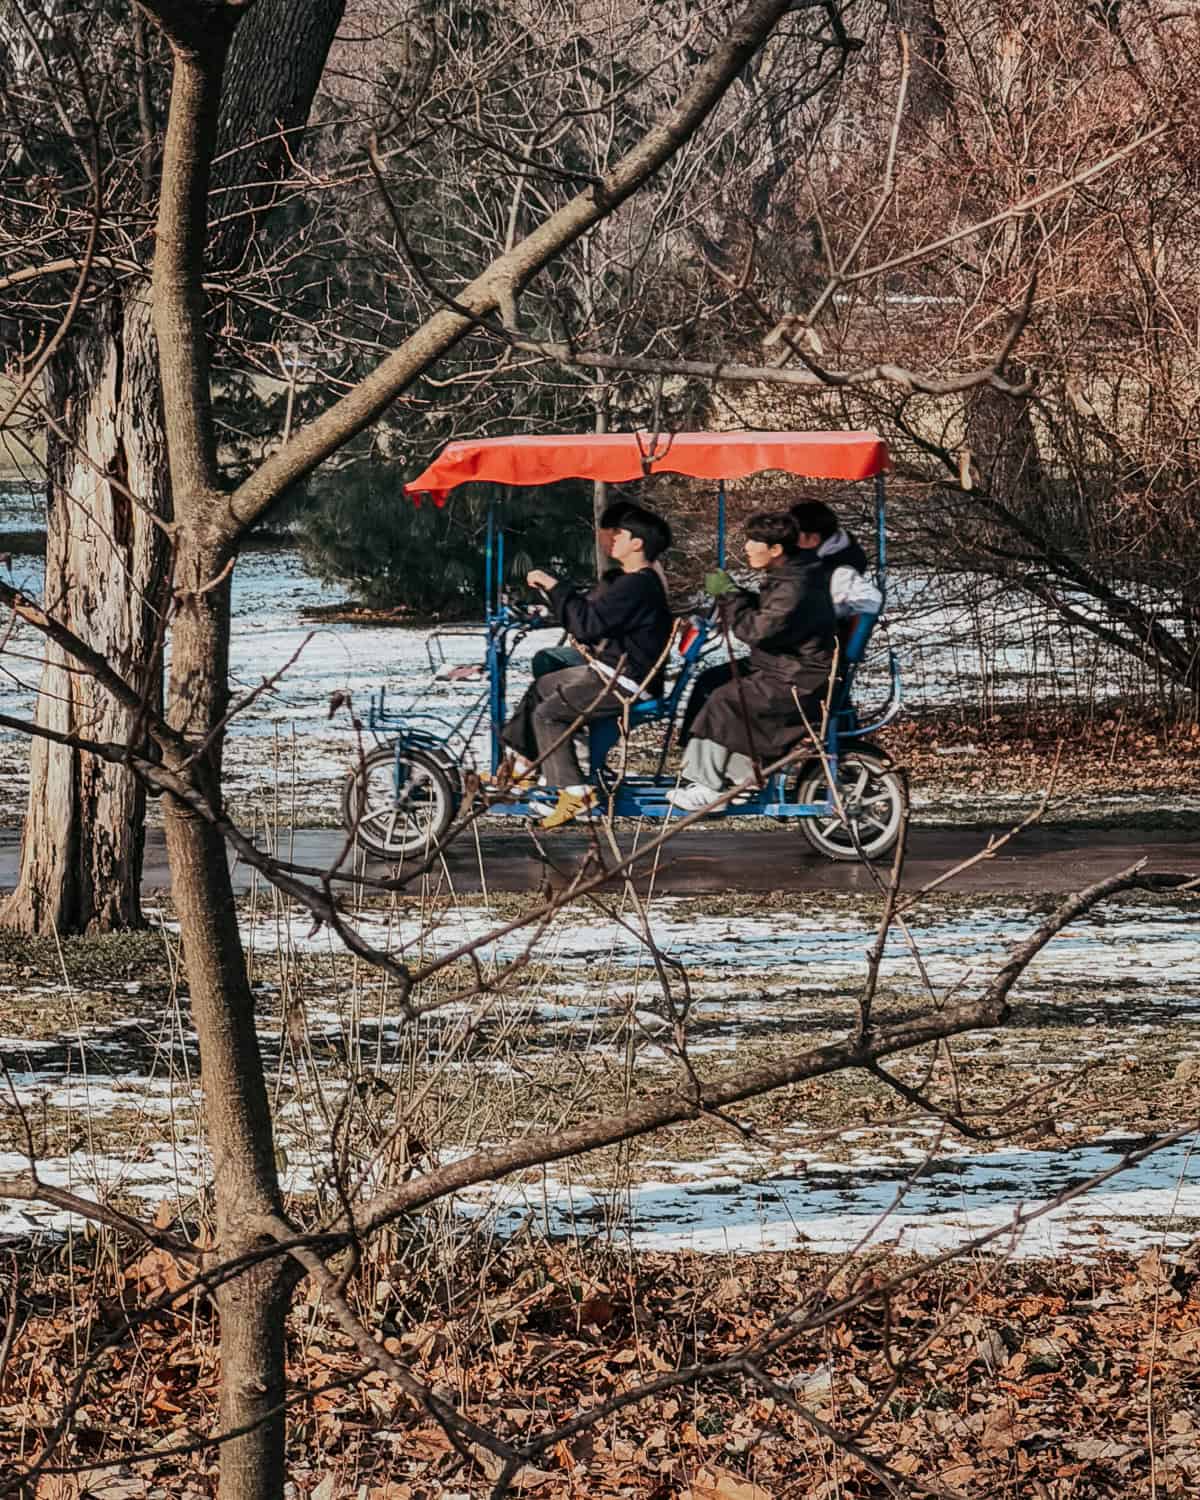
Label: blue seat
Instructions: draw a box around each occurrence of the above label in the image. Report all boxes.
[828,610,881,739]
[588,617,712,765]
[631,618,712,722]
[841,610,878,667]
[630,696,665,721]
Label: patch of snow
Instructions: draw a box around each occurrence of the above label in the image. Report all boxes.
[461,1132,1200,1260]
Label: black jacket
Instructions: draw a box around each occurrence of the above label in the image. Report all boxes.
[723,552,836,684]
[548,568,672,692]
[797,529,871,591]
[820,529,870,576]
[691,554,836,760]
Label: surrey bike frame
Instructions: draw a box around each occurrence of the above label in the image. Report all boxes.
[363,475,901,822]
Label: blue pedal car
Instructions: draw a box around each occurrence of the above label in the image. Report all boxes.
[342,431,904,862]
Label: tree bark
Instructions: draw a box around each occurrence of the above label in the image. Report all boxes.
[5,0,346,936]
[965,380,1045,524]
[162,626,294,1495]
[3,292,169,934]
[142,5,341,1489]
[164,778,296,1497]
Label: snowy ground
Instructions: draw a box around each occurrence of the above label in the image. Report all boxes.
[464,1132,1200,1261]
[1,889,1195,1262]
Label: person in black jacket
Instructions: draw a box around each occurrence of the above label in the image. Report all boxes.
[530,500,670,677]
[667,511,835,810]
[500,509,672,828]
[788,498,881,619]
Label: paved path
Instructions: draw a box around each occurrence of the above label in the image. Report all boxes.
[1,825,1194,896]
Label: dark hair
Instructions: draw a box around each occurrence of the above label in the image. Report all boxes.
[745,510,799,554]
[613,506,671,561]
[788,498,839,541]
[598,499,637,529]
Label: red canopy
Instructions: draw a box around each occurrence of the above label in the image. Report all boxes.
[404,430,888,505]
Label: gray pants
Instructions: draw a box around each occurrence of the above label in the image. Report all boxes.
[682,736,755,790]
[502,665,628,787]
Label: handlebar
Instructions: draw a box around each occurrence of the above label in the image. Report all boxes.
[490,599,551,629]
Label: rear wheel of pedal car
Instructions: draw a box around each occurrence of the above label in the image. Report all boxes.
[794,751,906,861]
[342,745,456,859]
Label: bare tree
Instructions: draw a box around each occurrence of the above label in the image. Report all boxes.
[0,0,344,934]
[0,5,1193,1500]
[734,0,1200,702]
[0,3,836,1497]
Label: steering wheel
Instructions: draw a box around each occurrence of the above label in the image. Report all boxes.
[504,600,550,627]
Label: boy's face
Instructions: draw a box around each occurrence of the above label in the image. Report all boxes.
[744,537,783,570]
[610,526,642,564]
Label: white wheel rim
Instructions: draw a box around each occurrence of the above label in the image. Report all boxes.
[804,759,901,854]
[356,759,446,854]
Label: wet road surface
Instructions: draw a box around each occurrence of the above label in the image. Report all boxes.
[1,824,1194,896]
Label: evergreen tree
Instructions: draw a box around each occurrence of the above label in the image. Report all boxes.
[297,457,595,615]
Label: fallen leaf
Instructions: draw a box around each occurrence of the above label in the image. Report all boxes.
[1068,1439,1135,1461]
[38,1470,147,1500]
[576,1295,617,1326]
[124,1248,188,1298]
[980,1408,1017,1454]
[690,1466,772,1500]
[711,1276,744,1307]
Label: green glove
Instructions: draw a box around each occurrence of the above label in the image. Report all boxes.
[704,569,736,598]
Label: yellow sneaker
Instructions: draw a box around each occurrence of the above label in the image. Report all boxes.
[539,788,599,830]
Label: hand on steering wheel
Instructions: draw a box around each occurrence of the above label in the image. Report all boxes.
[507,599,548,625]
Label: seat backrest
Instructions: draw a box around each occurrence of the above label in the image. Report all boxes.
[831,610,880,716]
[841,610,878,667]
[661,617,711,715]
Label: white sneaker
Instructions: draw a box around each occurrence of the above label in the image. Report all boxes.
[666,783,723,811]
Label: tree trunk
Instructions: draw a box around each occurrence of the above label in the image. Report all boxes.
[890,0,953,130]
[164,558,294,1500]
[966,383,1043,501]
[166,796,294,1500]
[4,0,347,937]
[3,292,169,934]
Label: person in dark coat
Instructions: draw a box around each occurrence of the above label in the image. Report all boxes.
[531,500,671,677]
[788,498,881,620]
[666,511,835,810]
[500,508,673,827]
[677,498,879,748]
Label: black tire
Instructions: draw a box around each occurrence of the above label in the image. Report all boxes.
[794,750,907,862]
[342,745,456,860]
